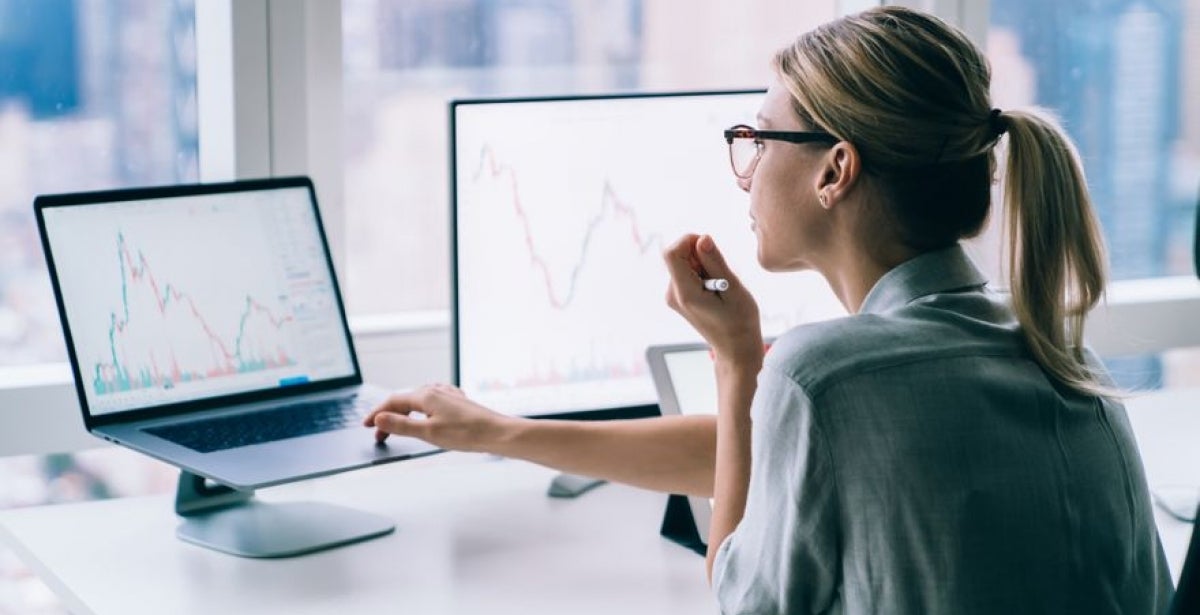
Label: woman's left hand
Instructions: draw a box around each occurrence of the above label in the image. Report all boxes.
[663,234,764,368]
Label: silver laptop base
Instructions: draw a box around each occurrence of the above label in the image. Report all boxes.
[173,471,395,558]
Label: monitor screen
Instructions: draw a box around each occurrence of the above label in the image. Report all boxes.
[39,184,358,417]
[451,91,844,417]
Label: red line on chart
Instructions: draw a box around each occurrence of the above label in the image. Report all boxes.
[94,233,296,394]
[472,145,662,309]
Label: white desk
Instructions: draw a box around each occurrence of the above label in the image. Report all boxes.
[0,455,715,615]
[1,388,1196,614]
[1125,387,1200,579]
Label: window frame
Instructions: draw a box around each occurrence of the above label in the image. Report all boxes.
[2,0,1198,458]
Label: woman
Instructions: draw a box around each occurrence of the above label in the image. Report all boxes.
[366,6,1172,614]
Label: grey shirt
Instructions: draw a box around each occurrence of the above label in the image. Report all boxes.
[712,245,1173,615]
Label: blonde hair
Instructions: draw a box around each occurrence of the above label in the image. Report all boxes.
[773,6,1110,397]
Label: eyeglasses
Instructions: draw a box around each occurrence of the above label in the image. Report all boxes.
[723,124,840,179]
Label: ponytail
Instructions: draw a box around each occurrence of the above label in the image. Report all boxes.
[776,6,1114,397]
[1000,108,1111,397]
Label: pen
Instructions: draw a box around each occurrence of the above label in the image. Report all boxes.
[702,278,729,292]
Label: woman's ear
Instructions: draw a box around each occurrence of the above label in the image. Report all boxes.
[815,141,862,208]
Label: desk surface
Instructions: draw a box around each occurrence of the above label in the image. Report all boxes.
[0,455,715,615]
[2,387,1197,615]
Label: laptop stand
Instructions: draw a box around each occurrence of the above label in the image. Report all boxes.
[173,471,395,558]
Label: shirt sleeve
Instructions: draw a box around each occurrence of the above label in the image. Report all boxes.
[712,367,840,615]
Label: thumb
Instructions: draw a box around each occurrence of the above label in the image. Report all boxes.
[695,234,733,278]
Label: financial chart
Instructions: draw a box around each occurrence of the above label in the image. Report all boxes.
[42,188,356,415]
[454,93,846,416]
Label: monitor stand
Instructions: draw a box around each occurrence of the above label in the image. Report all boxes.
[546,472,606,498]
[173,471,395,558]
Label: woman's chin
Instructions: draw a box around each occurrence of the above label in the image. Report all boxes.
[757,249,808,273]
[756,250,783,272]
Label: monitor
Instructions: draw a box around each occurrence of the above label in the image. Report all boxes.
[450,91,844,419]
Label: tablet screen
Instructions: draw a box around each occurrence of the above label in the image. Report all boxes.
[661,348,719,417]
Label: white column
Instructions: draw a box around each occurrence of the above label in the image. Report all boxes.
[266,0,347,277]
[195,0,272,181]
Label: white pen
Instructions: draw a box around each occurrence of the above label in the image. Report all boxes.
[702,278,729,292]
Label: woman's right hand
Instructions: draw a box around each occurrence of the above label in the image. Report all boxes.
[364,383,513,453]
[663,234,764,369]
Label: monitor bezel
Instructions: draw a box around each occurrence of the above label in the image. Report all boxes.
[448,89,765,421]
[34,175,364,430]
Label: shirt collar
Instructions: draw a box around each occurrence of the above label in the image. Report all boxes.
[858,244,989,315]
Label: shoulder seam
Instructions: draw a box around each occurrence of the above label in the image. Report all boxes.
[783,348,1031,399]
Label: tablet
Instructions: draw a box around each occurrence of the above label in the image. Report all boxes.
[646,342,717,545]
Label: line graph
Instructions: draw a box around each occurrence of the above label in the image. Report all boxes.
[42,186,359,415]
[472,145,662,310]
[92,232,296,395]
[452,93,847,416]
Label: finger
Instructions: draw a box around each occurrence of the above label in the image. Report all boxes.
[663,233,702,271]
[373,412,428,440]
[662,235,704,287]
[694,235,735,281]
[663,256,705,309]
[363,392,425,426]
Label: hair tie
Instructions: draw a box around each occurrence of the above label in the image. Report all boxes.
[989,108,1008,137]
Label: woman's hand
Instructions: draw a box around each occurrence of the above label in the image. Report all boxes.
[663,234,764,369]
[665,234,762,581]
[364,383,513,452]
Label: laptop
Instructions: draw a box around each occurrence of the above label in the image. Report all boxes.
[35,176,438,490]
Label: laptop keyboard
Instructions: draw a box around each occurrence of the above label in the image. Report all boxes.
[145,396,369,453]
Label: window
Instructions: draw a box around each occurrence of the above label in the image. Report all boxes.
[981,0,1200,389]
[0,0,199,366]
[341,0,843,315]
[986,0,1198,279]
[0,1,198,610]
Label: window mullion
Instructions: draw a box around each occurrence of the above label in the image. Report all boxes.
[195,0,272,181]
[266,0,347,277]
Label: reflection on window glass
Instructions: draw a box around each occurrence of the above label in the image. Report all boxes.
[0,0,199,366]
[986,0,1200,390]
[342,0,841,314]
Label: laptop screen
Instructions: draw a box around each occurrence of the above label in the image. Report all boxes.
[38,181,358,417]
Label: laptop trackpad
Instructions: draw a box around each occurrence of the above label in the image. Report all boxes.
[366,434,439,461]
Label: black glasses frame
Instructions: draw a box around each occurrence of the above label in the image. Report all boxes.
[723,124,840,179]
